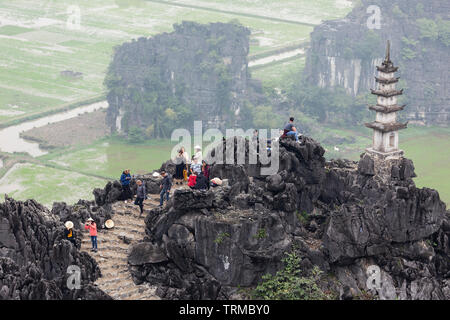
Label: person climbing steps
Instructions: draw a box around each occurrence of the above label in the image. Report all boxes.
[134,180,147,216]
[159,170,172,207]
[120,169,133,203]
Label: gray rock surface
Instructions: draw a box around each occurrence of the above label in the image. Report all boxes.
[127,135,449,300]
[0,197,111,300]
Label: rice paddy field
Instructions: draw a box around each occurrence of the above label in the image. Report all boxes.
[1,1,448,209]
[0,162,107,207]
[0,0,353,125]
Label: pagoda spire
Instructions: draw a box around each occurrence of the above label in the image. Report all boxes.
[385,39,390,62]
[365,41,407,157]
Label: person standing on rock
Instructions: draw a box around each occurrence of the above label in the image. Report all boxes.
[134,180,147,216]
[174,147,189,185]
[159,170,172,207]
[85,218,98,252]
[201,160,210,189]
[120,169,133,203]
[282,117,299,142]
[194,145,202,163]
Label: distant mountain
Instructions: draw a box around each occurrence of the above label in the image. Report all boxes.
[105,21,263,138]
[304,0,450,125]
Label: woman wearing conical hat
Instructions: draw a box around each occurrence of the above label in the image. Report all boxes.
[85,218,98,253]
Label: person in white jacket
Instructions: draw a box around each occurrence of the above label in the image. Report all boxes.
[194,145,202,163]
[174,147,190,185]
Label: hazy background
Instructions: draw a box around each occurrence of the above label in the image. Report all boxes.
[0,0,448,207]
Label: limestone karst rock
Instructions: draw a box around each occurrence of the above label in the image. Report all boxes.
[1,134,448,300]
[0,197,111,300]
[125,135,449,300]
[304,0,449,125]
[105,21,264,135]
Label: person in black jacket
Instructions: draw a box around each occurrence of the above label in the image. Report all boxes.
[64,221,77,246]
[193,172,208,190]
[159,171,172,207]
[120,169,133,202]
[134,180,147,216]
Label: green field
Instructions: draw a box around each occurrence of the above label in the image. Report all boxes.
[251,56,306,88]
[0,0,353,124]
[40,138,177,178]
[318,126,450,207]
[2,1,448,209]
[0,162,107,207]
[1,126,448,208]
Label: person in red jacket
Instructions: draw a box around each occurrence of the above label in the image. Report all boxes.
[85,218,98,252]
[188,170,197,189]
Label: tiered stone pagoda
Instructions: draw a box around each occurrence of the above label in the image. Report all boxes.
[365,41,407,158]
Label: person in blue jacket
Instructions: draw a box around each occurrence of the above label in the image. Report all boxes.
[120,169,133,203]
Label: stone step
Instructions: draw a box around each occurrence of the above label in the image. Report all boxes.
[100,270,130,279]
[126,288,159,301]
[97,271,131,282]
[95,246,129,254]
[113,227,146,235]
[81,237,139,246]
[81,241,134,250]
[107,222,144,229]
[78,199,163,300]
[94,251,127,260]
[99,261,128,269]
[111,286,152,300]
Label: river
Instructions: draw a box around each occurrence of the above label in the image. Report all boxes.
[0,101,109,157]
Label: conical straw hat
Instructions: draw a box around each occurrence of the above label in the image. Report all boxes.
[65,221,74,229]
[105,219,115,229]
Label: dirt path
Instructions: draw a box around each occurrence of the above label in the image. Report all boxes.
[81,185,187,300]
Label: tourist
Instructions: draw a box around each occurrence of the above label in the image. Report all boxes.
[64,221,77,246]
[159,170,172,207]
[191,157,202,175]
[120,169,133,203]
[174,147,189,185]
[84,218,98,252]
[188,170,197,189]
[210,177,222,188]
[201,160,210,189]
[281,117,299,142]
[193,171,208,190]
[134,180,147,216]
[194,145,202,163]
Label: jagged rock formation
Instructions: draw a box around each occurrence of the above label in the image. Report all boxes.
[304,0,450,125]
[0,198,110,300]
[79,201,159,300]
[127,135,449,300]
[1,136,448,300]
[105,21,264,136]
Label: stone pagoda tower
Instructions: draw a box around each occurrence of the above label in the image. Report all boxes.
[365,41,407,158]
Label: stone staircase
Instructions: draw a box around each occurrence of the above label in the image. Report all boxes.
[80,196,162,300]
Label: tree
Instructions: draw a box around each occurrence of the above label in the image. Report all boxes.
[252,251,335,300]
[127,126,145,144]
[417,18,439,41]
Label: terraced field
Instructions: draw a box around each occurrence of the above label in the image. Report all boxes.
[0,0,353,124]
